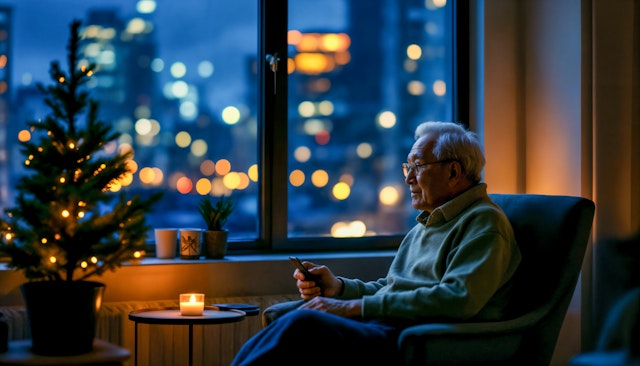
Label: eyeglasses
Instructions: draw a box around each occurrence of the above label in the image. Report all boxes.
[402,159,455,177]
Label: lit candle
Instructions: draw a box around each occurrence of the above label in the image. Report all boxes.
[180,293,205,316]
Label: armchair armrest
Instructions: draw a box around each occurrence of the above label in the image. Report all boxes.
[399,320,525,366]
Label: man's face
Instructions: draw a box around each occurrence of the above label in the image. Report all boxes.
[404,135,454,212]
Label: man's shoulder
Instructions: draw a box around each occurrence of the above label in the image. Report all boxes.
[460,198,513,233]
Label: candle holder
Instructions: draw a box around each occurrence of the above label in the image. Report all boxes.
[179,293,205,316]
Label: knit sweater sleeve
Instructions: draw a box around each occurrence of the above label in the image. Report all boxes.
[339,276,387,299]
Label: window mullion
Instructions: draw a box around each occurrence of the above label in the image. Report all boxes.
[260,0,288,249]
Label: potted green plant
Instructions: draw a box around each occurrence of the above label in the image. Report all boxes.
[198,195,235,259]
[0,20,161,356]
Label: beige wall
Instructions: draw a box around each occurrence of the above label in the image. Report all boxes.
[476,0,640,364]
[592,0,640,239]
[479,0,586,196]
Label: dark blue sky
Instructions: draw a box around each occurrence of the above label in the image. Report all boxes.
[4,0,251,110]
[3,0,346,111]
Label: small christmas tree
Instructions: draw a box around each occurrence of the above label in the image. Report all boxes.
[0,20,161,282]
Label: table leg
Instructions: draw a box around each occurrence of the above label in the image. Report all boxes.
[134,322,138,366]
[188,324,193,366]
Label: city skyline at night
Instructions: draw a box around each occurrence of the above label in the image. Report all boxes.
[0,0,452,242]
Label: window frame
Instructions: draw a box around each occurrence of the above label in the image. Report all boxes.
[232,0,468,253]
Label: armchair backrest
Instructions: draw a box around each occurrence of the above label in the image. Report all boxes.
[489,193,595,361]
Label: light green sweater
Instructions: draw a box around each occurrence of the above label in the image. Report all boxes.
[339,184,521,321]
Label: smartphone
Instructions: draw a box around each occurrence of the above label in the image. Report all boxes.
[289,256,317,281]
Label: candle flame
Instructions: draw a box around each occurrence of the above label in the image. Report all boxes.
[189,294,196,303]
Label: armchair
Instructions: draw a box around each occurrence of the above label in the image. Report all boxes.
[262,194,595,366]
[399,194,595,365]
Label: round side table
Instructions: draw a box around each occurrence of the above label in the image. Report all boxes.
[128,306,245,366]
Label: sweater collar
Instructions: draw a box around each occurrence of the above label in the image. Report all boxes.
[416,183,488,227]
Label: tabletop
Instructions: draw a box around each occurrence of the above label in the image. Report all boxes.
[128,306,246,325]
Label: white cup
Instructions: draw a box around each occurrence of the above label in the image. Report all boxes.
[179,228,202,259]
[154,228,178,259]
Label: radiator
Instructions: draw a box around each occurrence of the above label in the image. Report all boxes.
[0,294,299,366]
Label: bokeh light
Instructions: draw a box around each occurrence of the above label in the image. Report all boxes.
[289,169,305,187]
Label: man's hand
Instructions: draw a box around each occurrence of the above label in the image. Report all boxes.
[298,297,362,318]
[293,261,343,299]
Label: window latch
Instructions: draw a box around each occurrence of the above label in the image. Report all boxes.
[265,53,280,95]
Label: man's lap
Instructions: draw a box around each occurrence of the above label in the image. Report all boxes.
[233,309,401,365]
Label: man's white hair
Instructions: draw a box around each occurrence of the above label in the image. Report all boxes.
[413,121,486,183]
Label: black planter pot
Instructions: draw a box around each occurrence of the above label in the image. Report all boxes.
[203,230,228,259]
[20,280,105,356]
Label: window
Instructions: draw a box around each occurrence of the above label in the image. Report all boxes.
[0,0,458,253]
[284,1,454,248]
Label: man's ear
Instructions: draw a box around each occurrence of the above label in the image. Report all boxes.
[448,161,461,181]
[449,164,457,179]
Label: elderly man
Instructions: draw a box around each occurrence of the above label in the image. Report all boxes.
[231,121,521,365]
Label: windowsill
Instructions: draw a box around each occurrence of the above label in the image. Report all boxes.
[126,249,395,265]
[1,249,396,269]
[0,250,395,307]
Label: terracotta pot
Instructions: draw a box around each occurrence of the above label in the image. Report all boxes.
[20,280,105,356]
[203,230,228,259]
